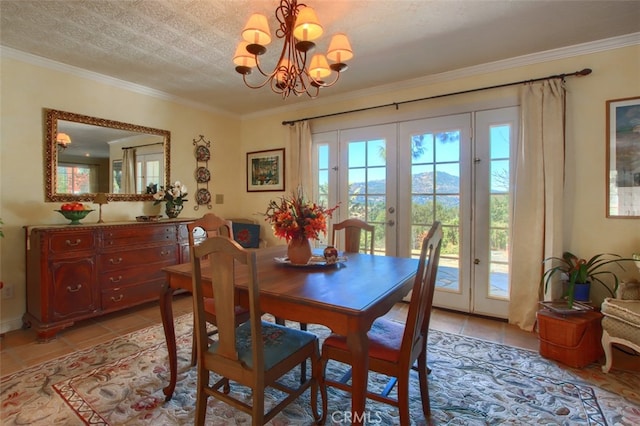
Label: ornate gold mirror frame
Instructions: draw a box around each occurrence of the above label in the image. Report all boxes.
[45,108,171,202]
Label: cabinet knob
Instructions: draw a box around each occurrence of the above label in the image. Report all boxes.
[65,239,82,246]
[160,250,170,256]
[109,257,123,264]
[109,276,123,283]
[67,284,82,293]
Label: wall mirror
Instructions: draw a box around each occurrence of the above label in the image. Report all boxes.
[45,108,171,202]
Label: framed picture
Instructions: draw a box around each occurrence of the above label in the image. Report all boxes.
[246,148,285,192]
[606,96,640,218]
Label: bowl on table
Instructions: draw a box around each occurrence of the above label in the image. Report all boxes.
[55,209,94,225]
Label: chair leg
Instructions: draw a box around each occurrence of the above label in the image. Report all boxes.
[190,317,198,367]
[300,322,308,383]
[252,387,265,425]
[601,329,613,373]
[417,349,431,417]
[195,368,209,426]
[310,344,322,424]
[319,356,329,425]
[397,372,411,426]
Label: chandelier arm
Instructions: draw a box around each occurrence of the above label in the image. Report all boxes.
[242,73,276,90]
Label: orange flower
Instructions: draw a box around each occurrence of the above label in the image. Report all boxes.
[264,188,339,242]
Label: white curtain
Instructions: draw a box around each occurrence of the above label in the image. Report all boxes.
[122,148,137,194]
[509,79,566,331]
[288,121,312,195]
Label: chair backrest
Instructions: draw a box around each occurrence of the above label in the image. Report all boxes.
[188,213,233,247]
[229,217,266,248]
[331,218,375,254]
[191,236,263,376]
[401,221,443,362]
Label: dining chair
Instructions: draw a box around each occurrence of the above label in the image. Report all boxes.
[331,218,375,254]
[187,213,250,366]
[290,218,376,383]
[319,221,443,424]
[229,217,268,249]
[190,236,322,425]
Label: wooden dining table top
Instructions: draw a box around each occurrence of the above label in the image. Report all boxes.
[164,245,419,327]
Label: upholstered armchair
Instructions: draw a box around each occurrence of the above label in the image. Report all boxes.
[601,279,640,373]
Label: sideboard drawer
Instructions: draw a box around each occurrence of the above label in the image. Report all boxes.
[49,231,96,254]
[101,281,164,311]
[102,224,176,247]
[99,261,174,289]
[99,245,177,271]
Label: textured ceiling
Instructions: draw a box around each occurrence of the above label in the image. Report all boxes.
[1,0,639,116]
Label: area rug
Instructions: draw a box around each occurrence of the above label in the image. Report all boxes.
[1,314,639,425]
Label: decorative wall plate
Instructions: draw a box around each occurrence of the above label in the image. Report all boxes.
[195,145,210,162]
[196,188,211,205]
[195,166,210,183]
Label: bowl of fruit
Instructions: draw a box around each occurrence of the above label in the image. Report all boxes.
[56,203,94,225]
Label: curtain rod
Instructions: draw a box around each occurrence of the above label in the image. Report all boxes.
[121,142,163,150]
[282,68,592,126]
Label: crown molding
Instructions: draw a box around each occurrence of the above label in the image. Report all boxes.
[0,46,237,118]
[3,32,638,121]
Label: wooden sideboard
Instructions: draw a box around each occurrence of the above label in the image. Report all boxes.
[24,219,193,341]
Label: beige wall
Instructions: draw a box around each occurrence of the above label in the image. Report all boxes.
[1,44,639,332]
[0,56,242,332]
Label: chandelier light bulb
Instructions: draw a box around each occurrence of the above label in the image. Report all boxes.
[309,54,331,80]
[242,14,272,46]
[327,33,353,62]
[293,7,323,41]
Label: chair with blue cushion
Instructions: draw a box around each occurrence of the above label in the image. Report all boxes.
[319,221,443,424]
[191,236,322,425]
[188,213,250,366]
[230,218,267,249]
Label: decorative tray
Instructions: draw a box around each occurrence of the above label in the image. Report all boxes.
[135,215,162,222]
[274,255,348,268]
[538,300,594,315]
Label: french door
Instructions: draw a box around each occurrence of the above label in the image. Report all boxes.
[313,107,517,317]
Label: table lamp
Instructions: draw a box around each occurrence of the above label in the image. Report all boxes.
[94,193,108,223]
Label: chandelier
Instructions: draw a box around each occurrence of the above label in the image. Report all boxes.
[233,0,353,99]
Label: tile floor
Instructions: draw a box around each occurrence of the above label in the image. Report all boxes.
[0,294,541,377]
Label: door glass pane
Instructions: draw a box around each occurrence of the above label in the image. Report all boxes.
[347,139,386,253]
[488,124,511,299]
[410,131,462,293]
[315,144,331,245]
[348,142,366,167]
[145,159,161,189]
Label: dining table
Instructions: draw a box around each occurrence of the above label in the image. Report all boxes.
[159,245,419,425]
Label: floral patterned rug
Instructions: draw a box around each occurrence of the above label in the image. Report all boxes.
[1,313,639,425]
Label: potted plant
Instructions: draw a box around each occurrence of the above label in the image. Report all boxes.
[541,251,634,308]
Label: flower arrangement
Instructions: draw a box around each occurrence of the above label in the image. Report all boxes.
[264,188,339,242]
[151,181,188,207]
